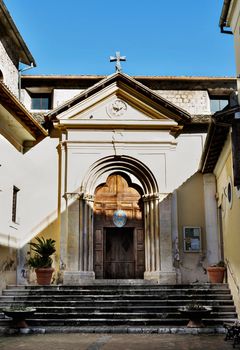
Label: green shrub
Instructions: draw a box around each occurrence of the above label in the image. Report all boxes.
[28,237,56,268]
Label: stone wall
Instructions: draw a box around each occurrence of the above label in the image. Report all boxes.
[0,41,19,97]
[156,90,211,115]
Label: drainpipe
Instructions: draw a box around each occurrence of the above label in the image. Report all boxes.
[219,0,233,34]
[18,62,34,102]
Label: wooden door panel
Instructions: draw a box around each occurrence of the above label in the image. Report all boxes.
[93,174,144,279]
[105,228,134,279]
[136,228,145,278]
[94,229,103,278]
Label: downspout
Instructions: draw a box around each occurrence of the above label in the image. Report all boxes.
[18,62,34,101]
[219,0,233,34]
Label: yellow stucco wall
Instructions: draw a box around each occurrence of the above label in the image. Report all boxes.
[215,133,240,316]
[177,172,207,283]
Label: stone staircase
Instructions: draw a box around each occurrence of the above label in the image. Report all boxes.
[0,282,237,333]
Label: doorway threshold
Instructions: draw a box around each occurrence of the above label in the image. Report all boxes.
[78,279,159,285]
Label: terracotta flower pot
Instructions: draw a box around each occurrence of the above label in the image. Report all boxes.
[35,267,54,285]
[207,266,225,283]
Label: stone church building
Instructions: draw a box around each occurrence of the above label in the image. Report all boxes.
[0,0,238,297]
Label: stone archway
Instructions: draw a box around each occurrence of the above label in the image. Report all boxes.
[63,155,176,284]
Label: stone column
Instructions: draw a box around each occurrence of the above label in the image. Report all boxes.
[171,190,181,283]
[58,139,68,274]
[144,193,176,283]
[143,194,158,276]
[63,193,95,284]
[203,174,220,265]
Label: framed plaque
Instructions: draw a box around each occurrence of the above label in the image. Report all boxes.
[183,227,201,252]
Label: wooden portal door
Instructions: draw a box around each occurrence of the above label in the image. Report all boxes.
[105,227,134,279]
[93,173,145,279]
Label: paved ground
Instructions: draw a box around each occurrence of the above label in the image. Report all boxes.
[0,333,234,350]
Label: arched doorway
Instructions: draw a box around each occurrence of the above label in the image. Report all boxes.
[63,155,169,284]
[93,173,144,279]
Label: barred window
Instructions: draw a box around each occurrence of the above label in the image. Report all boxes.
[12,186,20,223]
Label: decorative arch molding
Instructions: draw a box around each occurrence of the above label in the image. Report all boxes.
[82,155,159,197]
[63,155,176,284]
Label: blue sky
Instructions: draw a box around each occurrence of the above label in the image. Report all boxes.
[4,0,236,77]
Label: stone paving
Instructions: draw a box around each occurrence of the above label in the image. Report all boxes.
[0,333,234,350]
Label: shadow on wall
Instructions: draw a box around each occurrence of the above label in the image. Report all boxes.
[0,248,17,291]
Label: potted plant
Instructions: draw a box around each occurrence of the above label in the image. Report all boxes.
[207,260,226,283]
[27,236,56,285]
[2,306,36,328]
[178,303,212,328]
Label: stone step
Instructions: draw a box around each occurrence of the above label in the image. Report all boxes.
[5,283,230,289]
[3,286,230,295]
[0,305,235,313]
[0,308,237,319]
[2,311,236,319]
[0,317,236,327]
[0,283,236,331]
[2,290,231,297]
[0,298,233,307]
[0,295,232,304]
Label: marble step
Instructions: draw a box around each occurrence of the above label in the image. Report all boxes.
[0,317,237,327]
[0,283,236,330]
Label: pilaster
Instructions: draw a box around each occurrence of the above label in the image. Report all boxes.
[203,174,220,265]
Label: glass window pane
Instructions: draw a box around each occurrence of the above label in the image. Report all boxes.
[210,99,228,113]
[31,94,51,110]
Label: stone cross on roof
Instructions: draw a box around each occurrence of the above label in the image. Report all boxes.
[110,51,126,72]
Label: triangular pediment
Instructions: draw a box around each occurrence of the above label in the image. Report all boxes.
[49,73,191,132]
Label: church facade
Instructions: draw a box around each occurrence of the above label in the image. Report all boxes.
[1,0,239,297]
[18,72,236,286]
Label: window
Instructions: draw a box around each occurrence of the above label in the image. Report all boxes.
[210,98,228,114]
[31,93,52,110]
[226,176,233,209]
[12,186,20,223]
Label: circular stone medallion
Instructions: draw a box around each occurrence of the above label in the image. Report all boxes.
[107,99,127,117]
[113,209,127,227]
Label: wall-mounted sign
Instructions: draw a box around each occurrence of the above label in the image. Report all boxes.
[183,226,201,252]
[113,210,127,227]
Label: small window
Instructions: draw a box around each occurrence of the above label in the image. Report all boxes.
[31,93,52,110]
[12,186,20,223]
[210,98,228,114]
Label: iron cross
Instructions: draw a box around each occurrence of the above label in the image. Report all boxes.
[110,51,126,72]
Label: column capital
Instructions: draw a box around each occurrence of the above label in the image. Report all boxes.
[83,194,95,202]
[142,193,161,202]
[63,192,82,200]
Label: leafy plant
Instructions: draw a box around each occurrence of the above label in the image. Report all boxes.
[216,260,225,267]
[27,236,56,268]
[210,260,226,267]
